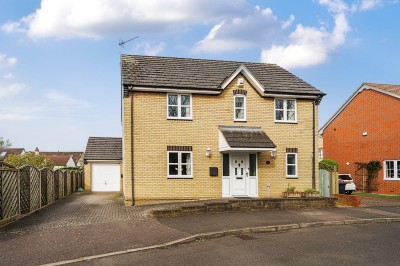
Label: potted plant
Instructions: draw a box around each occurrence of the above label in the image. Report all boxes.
[282,184,302,198]
[303,188,320,198]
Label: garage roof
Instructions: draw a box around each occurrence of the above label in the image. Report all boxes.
[84,137,122,161]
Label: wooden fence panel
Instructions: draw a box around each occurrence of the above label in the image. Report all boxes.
[47,170,54,204]
[19,166,30,214]
[0,169,19,220]
[1,166,83,221]
[40,169,48,206]
[63,172,68,196]
[29,167,41,212]
[53,170,60,200]
[40,169,54,206]
[72,172,76,192]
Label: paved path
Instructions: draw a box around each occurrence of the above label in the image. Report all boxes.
[0,193,399,266]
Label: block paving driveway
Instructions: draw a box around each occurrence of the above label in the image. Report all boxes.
[0,192,399,266]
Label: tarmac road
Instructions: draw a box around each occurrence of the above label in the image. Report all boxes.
[72,222,400,266]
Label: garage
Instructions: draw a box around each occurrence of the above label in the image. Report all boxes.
[91,163,121,192]
[84,137,123,192]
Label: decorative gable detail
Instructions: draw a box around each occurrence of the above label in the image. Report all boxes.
[233,89,247,95]
[220,65,265,96]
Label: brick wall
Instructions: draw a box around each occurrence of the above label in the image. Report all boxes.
[323,89,400,194]
[123,74,320,204]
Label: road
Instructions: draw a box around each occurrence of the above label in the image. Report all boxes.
[73,222,400,266]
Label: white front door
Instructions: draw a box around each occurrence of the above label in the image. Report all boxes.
[231,155,247,196]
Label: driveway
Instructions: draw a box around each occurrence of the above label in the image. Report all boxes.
[0,192,400,266]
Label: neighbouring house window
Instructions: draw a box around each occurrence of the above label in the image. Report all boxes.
[234,95,246,121]
[384,160,400,180]
[286,153,297,178]
[223,154,230,176]
[168,151,193,178]
[275,99,296,122]
[167,94,192,119]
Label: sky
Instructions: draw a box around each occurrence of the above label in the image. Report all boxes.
[0,0,399,152]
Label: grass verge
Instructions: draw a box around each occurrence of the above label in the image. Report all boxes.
[354,192,400,200]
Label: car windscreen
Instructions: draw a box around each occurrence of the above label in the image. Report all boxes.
[339,175,352,180]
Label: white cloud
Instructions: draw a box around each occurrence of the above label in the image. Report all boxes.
[132,42,166,56]
[1,0,247,39]
[0,52,17,68]
[193,6,284,53]
[45,91,92,108]
[0,113,36,121]
[3,72,14,79]
[360,0,381,10]
[261,0,350,69]
[0,83,27,99]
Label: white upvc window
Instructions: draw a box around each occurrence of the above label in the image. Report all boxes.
[167,94,192,119]
[286,153,298,178]
[275,99,296,122]
[167,151,193,178]
[384,160,400,180]
[234,94,246,121]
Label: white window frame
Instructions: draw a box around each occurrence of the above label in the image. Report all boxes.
[286,153,298,178]
[275,98,297,123]
[167,151,193,178]
[384,160,400,180]
[167,94,192,120]
[234,94,246,121]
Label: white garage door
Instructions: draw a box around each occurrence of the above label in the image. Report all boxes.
[92,164,121,192]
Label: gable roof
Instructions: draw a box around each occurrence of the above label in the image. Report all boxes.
[0,148,25,161]
[46,155,74,167]
[319,82,400,134]
[40,152,83,164]
[84,137,122,161]
[121,55,325,98]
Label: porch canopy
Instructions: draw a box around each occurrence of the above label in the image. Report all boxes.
[219,126,276,152]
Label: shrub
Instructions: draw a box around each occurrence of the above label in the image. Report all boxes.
[285,184,296,192]
[319,159,338,172]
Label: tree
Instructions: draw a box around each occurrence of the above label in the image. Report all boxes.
[5,153,54,169]
[0,137,12,149]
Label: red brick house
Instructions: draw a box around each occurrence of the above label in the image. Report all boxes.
[320,83,400,194]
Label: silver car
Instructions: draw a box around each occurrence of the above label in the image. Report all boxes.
[338,174,356,194]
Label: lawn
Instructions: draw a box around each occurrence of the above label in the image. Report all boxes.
[354,192,400,200]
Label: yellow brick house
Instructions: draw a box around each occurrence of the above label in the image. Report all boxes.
[121,55,325,205]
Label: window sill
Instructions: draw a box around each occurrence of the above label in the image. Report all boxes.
[275,121,298,124]
[167,118,193,121]
[234,120,247,123]
[383,178,400,181]
[167,177,193,179]
[286,177,298,179]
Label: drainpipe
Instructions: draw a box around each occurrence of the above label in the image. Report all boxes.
[131,92,135,206]
[312,100,316,189]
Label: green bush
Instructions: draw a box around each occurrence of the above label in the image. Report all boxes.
[319,159,338,172]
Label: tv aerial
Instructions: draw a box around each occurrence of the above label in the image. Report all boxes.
[119,36,139,48]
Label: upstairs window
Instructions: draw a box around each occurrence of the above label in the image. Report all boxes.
[384,160,400,180]
[234,95,246,121]
[167,94,192,119]
[275,99,296,122]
